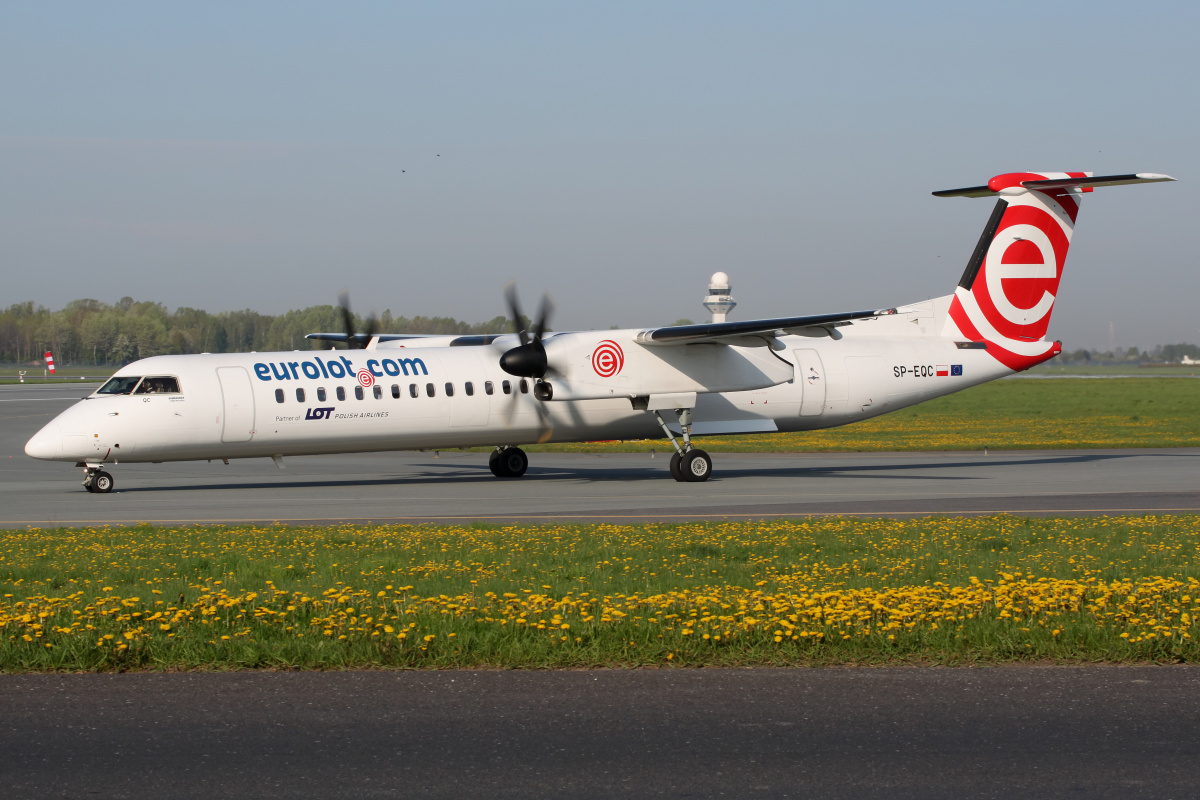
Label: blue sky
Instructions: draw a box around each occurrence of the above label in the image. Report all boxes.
[2,1,1196,349]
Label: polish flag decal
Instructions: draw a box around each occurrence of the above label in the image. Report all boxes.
[936,365,949,377]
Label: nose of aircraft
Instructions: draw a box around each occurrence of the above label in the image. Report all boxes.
[25,420,63,460]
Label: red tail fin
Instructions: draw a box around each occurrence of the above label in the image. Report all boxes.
[937,171,1173,370]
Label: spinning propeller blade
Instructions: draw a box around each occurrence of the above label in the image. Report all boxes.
[499,283,555,442]
[499,284,552,379]
[338,291,379,349]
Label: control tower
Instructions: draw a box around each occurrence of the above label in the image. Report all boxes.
[703,271,736,323]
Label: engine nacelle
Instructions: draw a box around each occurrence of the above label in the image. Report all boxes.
[537,332,793,401]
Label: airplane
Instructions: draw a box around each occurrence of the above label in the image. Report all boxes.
[24,170,1174,493]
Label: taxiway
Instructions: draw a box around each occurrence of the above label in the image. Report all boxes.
[3,383,1199,526]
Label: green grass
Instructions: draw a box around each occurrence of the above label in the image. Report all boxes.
[4,516,1200,671]
[0,366,105,385]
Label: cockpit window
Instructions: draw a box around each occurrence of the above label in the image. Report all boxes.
[135,376,181,394]
[97,376,143,395]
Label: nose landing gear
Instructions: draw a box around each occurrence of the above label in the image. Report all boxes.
[82,466,114,493]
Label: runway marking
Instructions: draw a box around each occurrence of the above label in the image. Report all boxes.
[9,506,1200,527]
[0,397,84,403]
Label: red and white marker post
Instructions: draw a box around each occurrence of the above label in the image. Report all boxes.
[44,351,55,380]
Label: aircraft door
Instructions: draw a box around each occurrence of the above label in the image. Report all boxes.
[793,349,826,416]
[216,367,256,442]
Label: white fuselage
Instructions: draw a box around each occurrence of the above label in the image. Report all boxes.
[25,297,1014,466]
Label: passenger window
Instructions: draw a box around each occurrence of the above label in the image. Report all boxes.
[355,386,364,400]
[445,382,454,397]
[465,381,474,397]
[519,379,529,394]
[485,381,494,396]
[502,380,511,395]
[317,387,327,402]
[296,388,305,402]
[336,387,346,402]
[391,384,400,399]
[426,383,435,397]
[275,388,285,403]
[373,385,382,400]
[409,384,419,398]
[134,376,180,394]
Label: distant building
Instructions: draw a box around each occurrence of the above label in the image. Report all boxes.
[703,272,736,323]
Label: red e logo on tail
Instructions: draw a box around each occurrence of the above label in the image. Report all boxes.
[977,204,1070,341]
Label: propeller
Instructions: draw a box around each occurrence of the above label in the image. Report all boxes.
[498,283,555,443]
[338,291,379,349]
[499,284,553,378]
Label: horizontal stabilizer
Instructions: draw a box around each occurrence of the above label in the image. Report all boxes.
[637,308,894,346]
[934,172,1175,198]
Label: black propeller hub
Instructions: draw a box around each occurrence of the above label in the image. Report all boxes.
[500,283,553,380]
[499,342,548,378]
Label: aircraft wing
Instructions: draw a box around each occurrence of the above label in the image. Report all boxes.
[305,332,430,345]
[305,332,508,347]
[635,308,894,346]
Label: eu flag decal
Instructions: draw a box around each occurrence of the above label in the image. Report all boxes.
[950,364,963,376]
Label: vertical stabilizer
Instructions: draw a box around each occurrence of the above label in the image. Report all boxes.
[936,171,1173,370]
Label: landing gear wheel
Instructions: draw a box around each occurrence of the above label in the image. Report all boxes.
[92,471,114,493]
[489,447,528,478]
[681,449,712,482]
[669,451,685,482]
[83,478,97,493]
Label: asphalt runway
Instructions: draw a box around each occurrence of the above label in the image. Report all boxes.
[4,383,1200,526]
[5,666,1200,799]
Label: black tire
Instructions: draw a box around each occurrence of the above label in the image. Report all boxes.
[669,451,685,482]
[83,478,97,493]
[93,471,114,493]
[491,448,528,478]
[682,450,712,482]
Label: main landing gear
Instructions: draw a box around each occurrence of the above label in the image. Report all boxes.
[82,466,114,493]
[489,446,529,478]
[655,408,712,482]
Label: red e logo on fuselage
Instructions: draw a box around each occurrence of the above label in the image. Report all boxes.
[592,340,624,377]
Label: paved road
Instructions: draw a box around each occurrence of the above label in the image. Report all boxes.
[4,667,1199,799]
[4,384,1200,526]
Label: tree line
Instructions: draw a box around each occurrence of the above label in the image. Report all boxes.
[4,297,1199,367]
[1058,344,1200,364]
[0,298,511,366]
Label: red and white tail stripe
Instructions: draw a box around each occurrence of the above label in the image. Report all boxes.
[44,351,55,374]
[937,171,1174,371]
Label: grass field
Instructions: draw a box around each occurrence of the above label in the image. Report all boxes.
[524,377,1200,453]
[0,366,105,385]
[4,515,1200,671]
